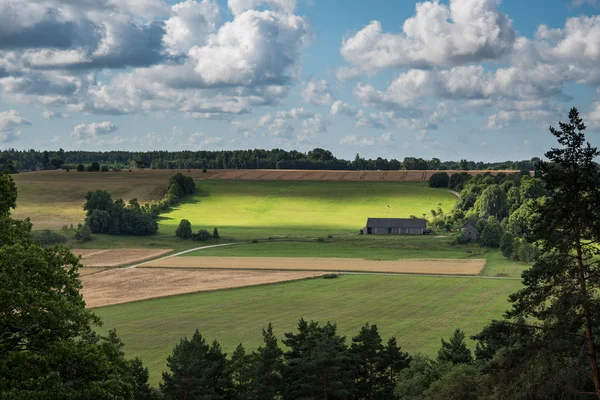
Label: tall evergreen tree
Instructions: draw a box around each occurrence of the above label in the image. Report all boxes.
[506,108,600,397]
[248,323,283,399]
[351,323,384,400]
[161,330,232,400]
[230,344,253,400]
[437,329,473,365]
[283,319,354,399]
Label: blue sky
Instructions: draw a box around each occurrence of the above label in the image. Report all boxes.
[1,0,600,161]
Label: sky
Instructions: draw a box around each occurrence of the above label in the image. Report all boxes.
[1,0,600,161]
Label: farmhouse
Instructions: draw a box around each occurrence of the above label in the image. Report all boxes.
[363,218,426,235]
[461,222,480,241]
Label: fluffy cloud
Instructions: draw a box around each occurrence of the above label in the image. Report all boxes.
[0,109,30,142]
[71,121,118,141]
[340,0,515,71]
[163,0,220,54]
[189,132,223,147]
[340,132,394,147]
[228,0,296,16]
[276,107,313,119]
[0,1,310,119]
[302,78,334,106]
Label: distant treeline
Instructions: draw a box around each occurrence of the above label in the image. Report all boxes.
[0,148,539,173]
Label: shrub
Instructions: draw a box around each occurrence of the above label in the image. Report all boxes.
[100,165,109,172]
[327,235,333,239]
[315,237,324,242]
[77,164,85,172]
[202,168,207,173]
[75,224,93,241]
[322,273,340,279]
[88,162,100,172]
[192,229,211,241]
[429,172,450,188]
[32,230,67,246]
[212,227,220,239]
[251,239,258,243]
[176,219,193,239]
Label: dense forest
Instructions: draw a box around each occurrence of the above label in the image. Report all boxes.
[0,147,539,173]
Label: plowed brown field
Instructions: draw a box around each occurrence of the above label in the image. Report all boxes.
[72,248,172,267]
[142,257,486,275]
[81,269,324,308]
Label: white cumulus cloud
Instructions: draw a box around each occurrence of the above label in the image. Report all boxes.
[71,121,118,141]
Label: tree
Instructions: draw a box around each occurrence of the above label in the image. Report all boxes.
[421,364,486,400]
[479,108,600,397]
[77,163,85,172]
[176,219,193,239]
[42,150,49,169]
[49,157,63,169]
[88,161,101,172]
[480,216,503,248]
[282,319,354,399]
[380,337,411,398]
[500,231,515,258]
[428,172,450,188]
[192,229,211,241]
[474,184,508,220]
[213,227,220,239]
[0,178,146,397]
[437,329,473,365]
[248,323,284,399]
[351,323,385,399]
[161,330,232,399]
[75,223,93,241]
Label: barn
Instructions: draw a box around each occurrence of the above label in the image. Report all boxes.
[363,218,427,235]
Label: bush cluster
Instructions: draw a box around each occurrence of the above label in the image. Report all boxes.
[84,191,158,236]
[176,219,220,241]
[32,229,67,246]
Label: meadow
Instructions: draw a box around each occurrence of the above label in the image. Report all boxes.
[158,180,457,239]
[94,274,522,385]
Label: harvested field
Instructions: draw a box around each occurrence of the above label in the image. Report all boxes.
[205,169,525,182]
[78,268,107,276]
[142,256,486,275]
[81,269,324,308]
[72,248,172,267]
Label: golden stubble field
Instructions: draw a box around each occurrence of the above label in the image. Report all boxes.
[81,268,325,308]
[141,256,486,275]
[73,248,173,267]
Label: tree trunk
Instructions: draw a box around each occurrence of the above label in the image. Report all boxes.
[575,238,600,398]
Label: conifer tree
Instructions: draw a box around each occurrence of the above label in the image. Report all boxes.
[437,329,473,365]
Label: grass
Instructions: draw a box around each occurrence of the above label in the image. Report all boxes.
[482,251,529,278]
[94,274,521,386]
[11,170,180,229]
[158,180,457,240]
[182,236,483,260]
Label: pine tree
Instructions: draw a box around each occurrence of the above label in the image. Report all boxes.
[248,323,283,399]
[283,319,354,399]
[379,337,411,398]
[506,108,600,396]
[230,344,252,400]
[161,330,232,399]
[437,329,473,365]
[351,323,384,400]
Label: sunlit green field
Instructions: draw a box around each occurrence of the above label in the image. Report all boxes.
[158,180,457,239]
[95,274,521,385]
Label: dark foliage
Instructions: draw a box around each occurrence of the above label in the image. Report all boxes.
[428,172,450,188]
[32,229,67,246]
[175,219,193,239]
[84,190,158,236]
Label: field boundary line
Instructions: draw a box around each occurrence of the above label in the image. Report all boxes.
[128,242,246,269]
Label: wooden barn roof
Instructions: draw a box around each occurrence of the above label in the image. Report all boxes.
[366,218,426,229]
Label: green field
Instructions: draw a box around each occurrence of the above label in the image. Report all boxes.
[95,274,521,385]
[158,180,456,240]
[182,236,483,260]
